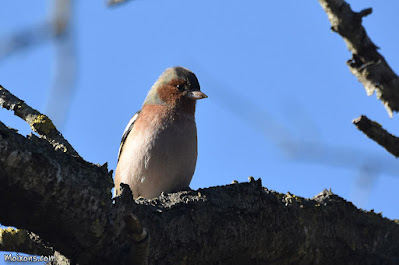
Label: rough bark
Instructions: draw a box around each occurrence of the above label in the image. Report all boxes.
[1,121,398,264]
[0,228,53,256]
[318,0,399,117]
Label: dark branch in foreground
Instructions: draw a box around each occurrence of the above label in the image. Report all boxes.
[353,115,399,158]
[0,121,398,264]
[0,85,79,157]
[318,0,399,117]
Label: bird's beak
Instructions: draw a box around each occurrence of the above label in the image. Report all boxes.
[187,91,208,100]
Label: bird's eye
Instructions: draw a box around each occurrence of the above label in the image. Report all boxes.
[176,84,185,92]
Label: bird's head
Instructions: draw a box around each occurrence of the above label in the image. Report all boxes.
[144,66,207,112]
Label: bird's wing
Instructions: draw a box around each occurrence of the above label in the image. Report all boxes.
[117,110,141,161]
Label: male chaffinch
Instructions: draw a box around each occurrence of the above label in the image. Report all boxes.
[114,66,207,199]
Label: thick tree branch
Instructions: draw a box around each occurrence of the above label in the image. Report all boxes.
[134,184,399,265]
[0,120,149,264]
[1,119,398,264]
[0,228,54,256]
[0,85,79,156]
[318,0,399,117]
[1,84,398,264]
[353,115,399,157]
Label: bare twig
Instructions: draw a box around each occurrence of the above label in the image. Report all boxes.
[0,85,79,157]
[319,0,399,117]
[0,22,54,61]
[0,0,71,61]
[353,115,399,158]
[46,0,77,129]
[0,228,54,256]
[108,0,131,6]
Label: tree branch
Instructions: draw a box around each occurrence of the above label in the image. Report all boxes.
[0,120,149,264]
[0,228,54,256]
[0,85,79,156]
[353,115,399,157]
[133,184,399,265]
[1,119,398,264]
[318,0,399,117]
[1,84,399,263]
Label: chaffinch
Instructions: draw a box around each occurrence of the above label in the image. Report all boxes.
[114,66,207,199]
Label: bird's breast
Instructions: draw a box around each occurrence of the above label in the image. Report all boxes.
[115,106,198,198]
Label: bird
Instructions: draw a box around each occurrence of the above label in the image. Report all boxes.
[114,66,207,199]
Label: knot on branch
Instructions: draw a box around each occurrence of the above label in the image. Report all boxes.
[356,8,372,19]
[123,214,148,243]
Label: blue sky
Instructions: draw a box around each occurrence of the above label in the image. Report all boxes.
[1,0,399,262]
